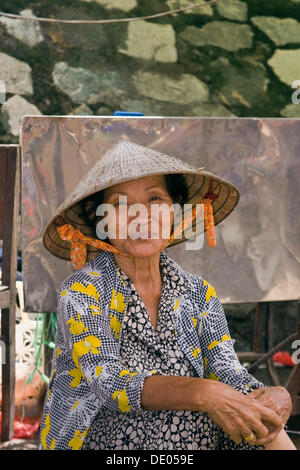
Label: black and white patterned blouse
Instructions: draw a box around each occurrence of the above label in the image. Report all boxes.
[82,255,264,450]
[39,250,266,450]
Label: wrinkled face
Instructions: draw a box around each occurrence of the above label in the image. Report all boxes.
[98,175,175,258]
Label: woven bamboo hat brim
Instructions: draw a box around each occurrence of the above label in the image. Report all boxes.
[43,139,240,262]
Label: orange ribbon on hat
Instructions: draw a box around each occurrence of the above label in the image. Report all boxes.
[57,224,133,269]
[168,180,219,248]
[56,180,219,269]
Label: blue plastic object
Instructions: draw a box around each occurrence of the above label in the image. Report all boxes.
[113,111,144,116]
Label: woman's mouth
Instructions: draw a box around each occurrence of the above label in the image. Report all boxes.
[131,229,159,239]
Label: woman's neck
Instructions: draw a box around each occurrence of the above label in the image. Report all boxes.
[113,252,162,291]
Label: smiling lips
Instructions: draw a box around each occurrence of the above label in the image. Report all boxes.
[135,230,159,239]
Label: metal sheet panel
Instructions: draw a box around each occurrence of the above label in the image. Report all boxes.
[20,116,300,312]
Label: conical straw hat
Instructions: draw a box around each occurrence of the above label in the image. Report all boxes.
[43,139,240,263]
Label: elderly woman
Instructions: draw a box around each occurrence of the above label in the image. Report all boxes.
[40,139,295,451]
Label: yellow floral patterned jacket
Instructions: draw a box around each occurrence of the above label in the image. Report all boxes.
[39,250,264,450]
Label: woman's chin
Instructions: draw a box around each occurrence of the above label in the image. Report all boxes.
[120,239,166,258]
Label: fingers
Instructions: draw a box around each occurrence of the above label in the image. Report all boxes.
[209,411,241,445]
[255,393,282,417]
[235,400,271,441]
[241,431,257,446]
[207,387,284,447]
[249,420,269,440]
[255,426,283,446]
[220,416,259,446]
[229,400,280,445]
[209,409,247,445]
[254,386,292,424]
[242,402,283,446]
[226,422,258,447]
[230,415,259,445]
[258,403,283,428]
[227,428,244,445]
[249,387,265,399]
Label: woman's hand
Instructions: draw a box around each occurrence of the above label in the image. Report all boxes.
[248,386,292,445]
[200,380,283,446]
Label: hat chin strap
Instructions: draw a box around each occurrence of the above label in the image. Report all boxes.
[57,182,219,269]
[57,224,134,269]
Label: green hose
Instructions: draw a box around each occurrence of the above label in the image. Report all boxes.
[26,313,57,385]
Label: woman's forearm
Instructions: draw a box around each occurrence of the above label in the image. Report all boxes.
[140,374,284,447]
[140,374,210,412]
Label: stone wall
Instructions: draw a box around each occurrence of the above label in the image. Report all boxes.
[1,0,300,141]
[0,0,298,375]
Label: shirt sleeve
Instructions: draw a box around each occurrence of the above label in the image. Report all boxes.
[198,280,266,394]
[57,278,157,414]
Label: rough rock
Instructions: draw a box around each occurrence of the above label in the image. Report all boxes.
[166,0,213,16]
[217,0,248,22]
[120,99,166,115]
[251,16,300,46]
[280,103,300,117]
[268,49,300,86]
[95,106,113,115]
[0,9,44,47]
[211,57,269,109]
[180,22,253,51]
[69,104,94,115]
[52,62,126,105]
[189,103,236,117]
[79,0,137,11]
[45,9,115,57]
[118,21,177,62]
[0,52,33,95]
[0,95,42,136]
[133,71,209,104]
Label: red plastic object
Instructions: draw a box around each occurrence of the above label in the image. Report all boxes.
[273,351,295,367]
[0,414,41,439]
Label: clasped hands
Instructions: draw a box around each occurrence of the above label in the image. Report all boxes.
[204,381,292,446]
[248,386,292,445]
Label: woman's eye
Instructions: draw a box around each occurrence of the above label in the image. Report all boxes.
[113,197,162,206]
